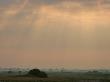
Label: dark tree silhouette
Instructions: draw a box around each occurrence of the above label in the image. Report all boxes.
[8,70,13,74]
[28,69,48,78]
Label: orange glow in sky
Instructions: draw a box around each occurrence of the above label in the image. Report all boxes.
[0,0,110,69]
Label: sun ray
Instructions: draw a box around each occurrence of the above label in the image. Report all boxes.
[97,0,103,11]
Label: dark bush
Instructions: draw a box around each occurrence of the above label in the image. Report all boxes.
[28,69,48,78]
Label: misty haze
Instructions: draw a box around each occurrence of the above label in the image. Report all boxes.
[0,0,110,82]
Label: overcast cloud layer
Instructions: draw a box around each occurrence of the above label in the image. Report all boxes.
[0,0,110,69]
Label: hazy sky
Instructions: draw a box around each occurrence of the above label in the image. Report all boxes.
[0,0,110,69]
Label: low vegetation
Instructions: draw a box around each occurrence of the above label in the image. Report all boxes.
[0,69,110,82]
[27,69,48,78]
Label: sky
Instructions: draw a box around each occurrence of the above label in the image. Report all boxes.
[0,0,110,69]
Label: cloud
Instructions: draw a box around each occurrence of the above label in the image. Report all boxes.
[0,0,110,50]
[0,0,110,68]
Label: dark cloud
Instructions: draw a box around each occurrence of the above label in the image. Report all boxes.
[0,0,22,8]
[1,0,110,10]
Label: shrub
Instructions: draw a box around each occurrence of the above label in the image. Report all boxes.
[28,69,48,78]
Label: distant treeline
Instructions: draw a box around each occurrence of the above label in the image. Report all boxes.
[0,79,110,82]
